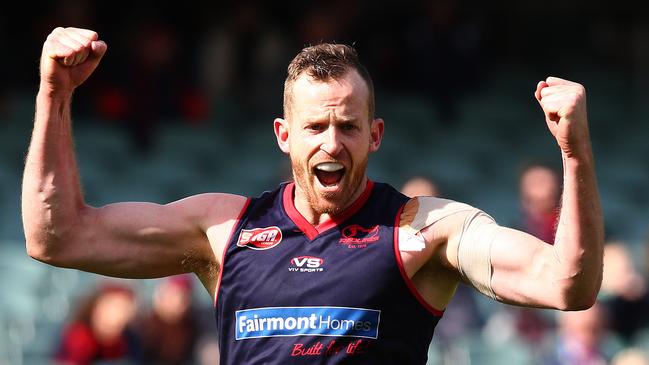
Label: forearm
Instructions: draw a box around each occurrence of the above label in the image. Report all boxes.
[552,148,604,307]
[22,91,86,257]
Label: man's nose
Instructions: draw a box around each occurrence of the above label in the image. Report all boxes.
[320,126,343,156]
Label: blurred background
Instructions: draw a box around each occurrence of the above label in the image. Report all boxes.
[1,0,648,364]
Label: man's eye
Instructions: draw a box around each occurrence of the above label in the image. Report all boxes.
[340,123,357,131]
[307,124,324,131]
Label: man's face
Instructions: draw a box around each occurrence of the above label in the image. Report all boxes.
[520,167,559,217]
[275,70,383,216]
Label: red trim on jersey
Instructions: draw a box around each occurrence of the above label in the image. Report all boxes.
[214,197,251,308]
[393,204,444,317]
[282,180,374,240]
[282,183,319,240]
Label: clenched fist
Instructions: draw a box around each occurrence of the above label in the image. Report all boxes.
[39,27,107,98]
[535,77,591,159]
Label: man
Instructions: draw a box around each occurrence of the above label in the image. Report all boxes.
[137,275,201,364]
[518,163,561,243]
[544,302,610,365]
[23,27,604,364]
[400,176,440,198]
[505,163,562,347]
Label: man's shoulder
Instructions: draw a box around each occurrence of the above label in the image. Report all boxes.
[179,191,249,206]
[180,183,288,212]
[400,196,480,231]
[175,192,250,226]
[253,183,289,200]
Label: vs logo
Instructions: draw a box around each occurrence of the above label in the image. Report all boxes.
[289,256,324,272]
[237,226,283,250]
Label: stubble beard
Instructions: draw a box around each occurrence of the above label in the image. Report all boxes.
[290,154,368,216]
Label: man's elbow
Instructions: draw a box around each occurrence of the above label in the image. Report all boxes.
[24,223,81,267]
[558,292,598,311]
[23,206,91,266]
[25,235,65,266]
[555,277,602,311]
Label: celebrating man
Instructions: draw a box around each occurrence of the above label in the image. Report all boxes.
[23,27,604,364]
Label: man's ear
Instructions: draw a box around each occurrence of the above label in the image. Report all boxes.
[274,118,290,154]
[369,118,385,153]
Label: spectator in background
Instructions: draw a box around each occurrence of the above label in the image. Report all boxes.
[122,20,183,155]
[400,175,439,198]
[517,163,561,244]
[403,0,487,125]
[501,162,561,352]
[136,274,202,365]
[600,242,649,344]
[198,1,290,120]
[543,302,612,365]
[93,17,209,156]
[54,281,140,365]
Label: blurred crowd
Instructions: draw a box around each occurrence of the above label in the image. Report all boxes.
[2,0,496,155]
[53,275,219,365]
[3,0,647,155]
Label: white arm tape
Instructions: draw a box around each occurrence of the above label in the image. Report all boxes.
[457,210,499,300]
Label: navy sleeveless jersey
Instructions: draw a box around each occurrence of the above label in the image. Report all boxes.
[215,181,443,364]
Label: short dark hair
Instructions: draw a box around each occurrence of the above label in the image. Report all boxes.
[283,43,375,120]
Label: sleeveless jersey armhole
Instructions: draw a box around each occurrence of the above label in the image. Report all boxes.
[214,197,252,308]
[393,204,445,317]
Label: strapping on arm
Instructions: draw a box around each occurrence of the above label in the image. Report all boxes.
[399,197,499,299]
[456,211,499,300]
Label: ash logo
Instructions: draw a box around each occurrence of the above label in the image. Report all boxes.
[237,226,283,250]
[340,225,380,248]
[289,256,324,273]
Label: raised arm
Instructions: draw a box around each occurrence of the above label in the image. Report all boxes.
[486,77,604,309]
[407,77,604,312]
[22,27,246,292]
[455,77,603,310]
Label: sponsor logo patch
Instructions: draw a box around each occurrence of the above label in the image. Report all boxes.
[235,306,380,340]
[237,226,283,250]
[339,225,380,247]
[289,256,325,273]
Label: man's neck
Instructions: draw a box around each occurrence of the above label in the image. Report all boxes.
[293,178,368,226]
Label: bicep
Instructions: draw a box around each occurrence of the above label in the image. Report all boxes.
[60,193,246,279]
[489,227,560,308]
[408,197,563,308]
[441,208,561,308]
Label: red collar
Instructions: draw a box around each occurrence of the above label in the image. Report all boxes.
[282,180,374,240]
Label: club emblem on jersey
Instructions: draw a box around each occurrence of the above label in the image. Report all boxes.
[339,225,380,247]
[237,226,283,250]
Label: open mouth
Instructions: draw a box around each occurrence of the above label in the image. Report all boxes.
[313,162,346,187]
